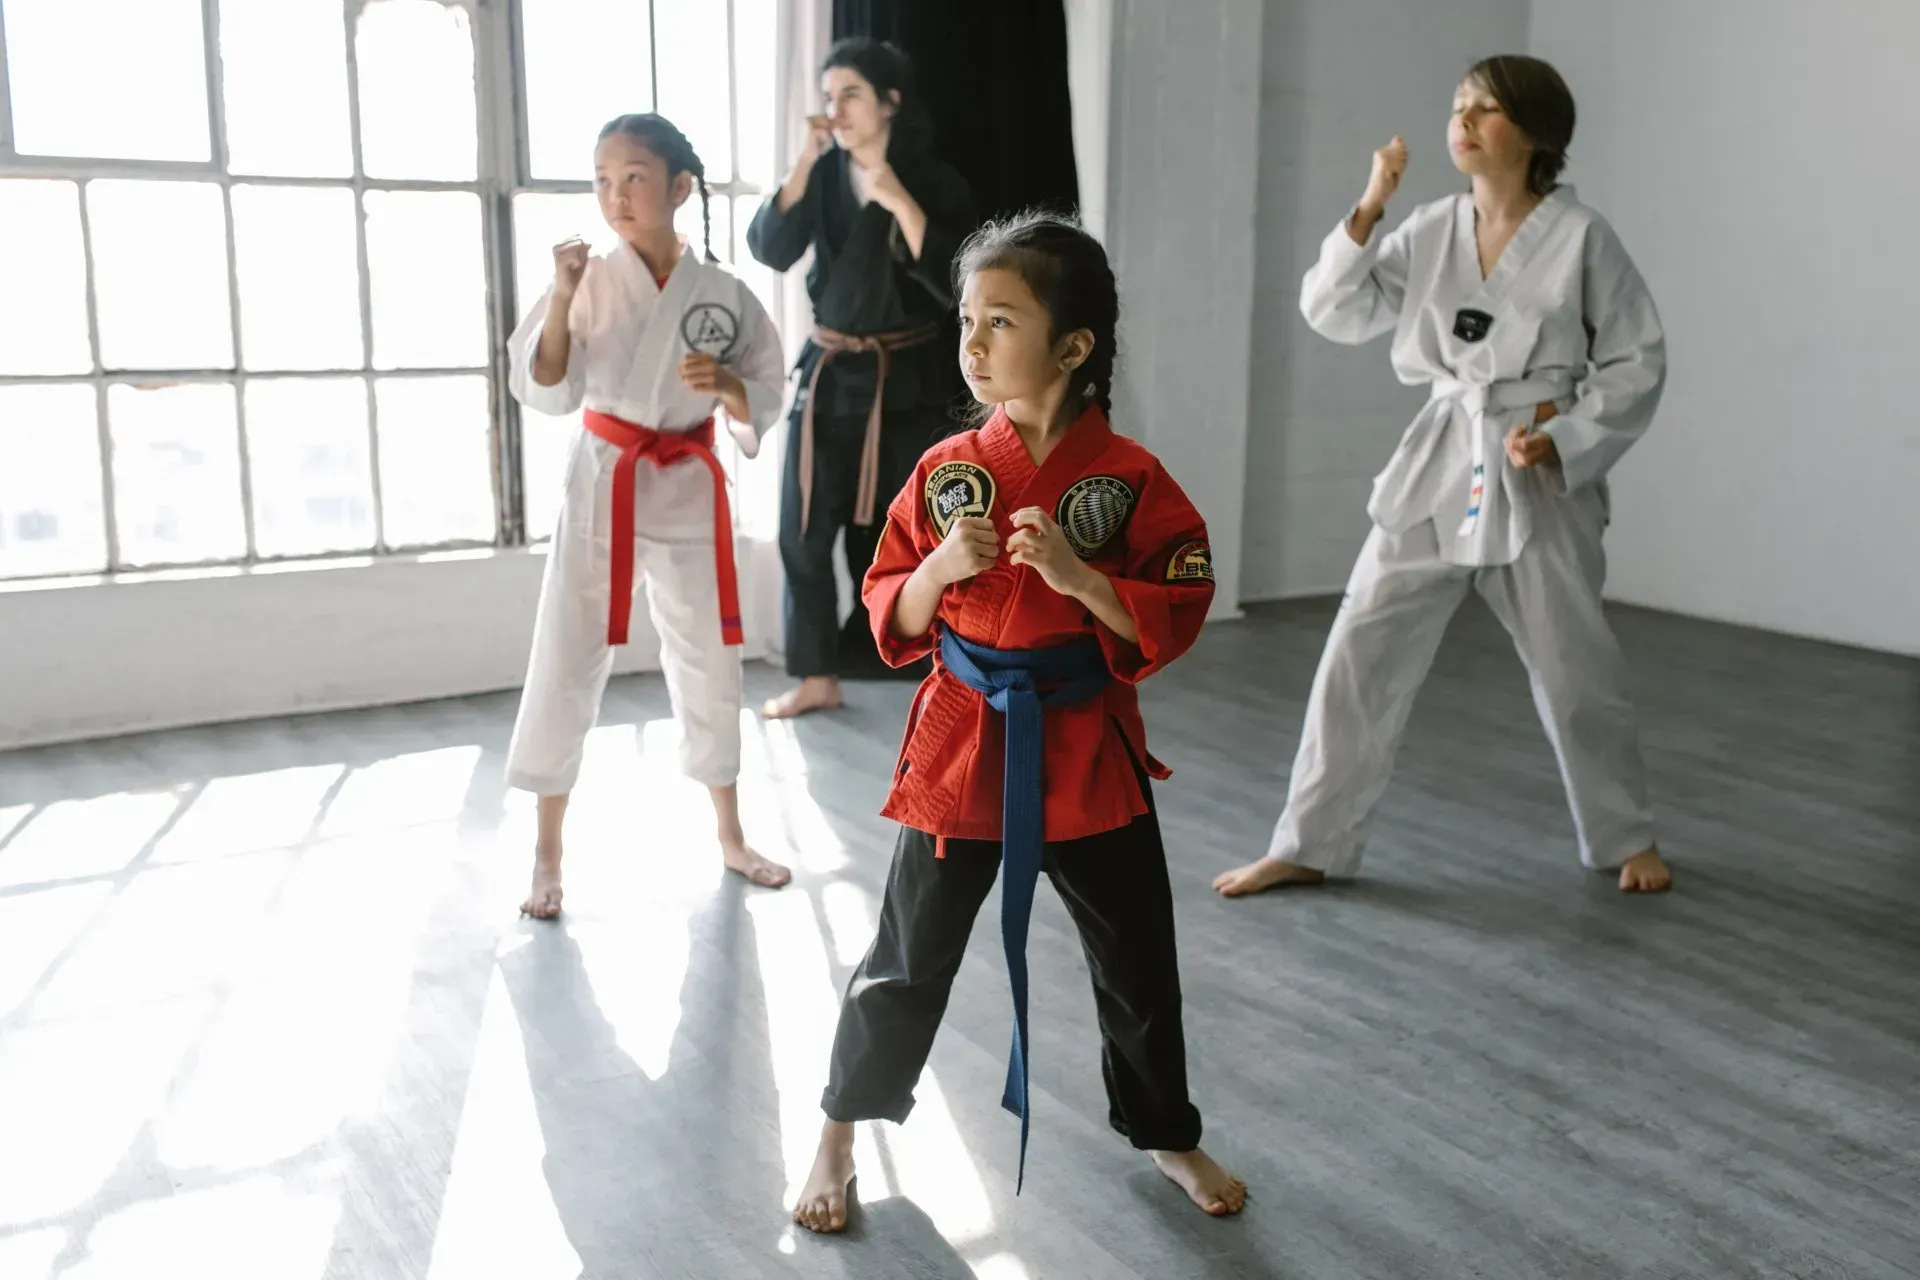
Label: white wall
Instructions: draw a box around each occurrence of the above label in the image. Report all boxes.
[1105,0,1264,617]
[1531,0,1920,655]
[0,540,785,751]
[1241,0,1531,601]
[1063,0,1113,242]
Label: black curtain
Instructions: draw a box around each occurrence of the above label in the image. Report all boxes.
[831,0,1079,224]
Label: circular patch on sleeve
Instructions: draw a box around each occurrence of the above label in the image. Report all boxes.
[1055,475,1136,559]
[1165,539,1214,581]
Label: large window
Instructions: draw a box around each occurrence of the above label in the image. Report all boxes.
[0,0,779,581]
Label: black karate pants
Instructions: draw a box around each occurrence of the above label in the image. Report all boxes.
[779,404,947,679]
[820,787,1205,1153]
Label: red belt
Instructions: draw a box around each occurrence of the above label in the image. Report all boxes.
[800,322,941,533]
[582,409,743,648]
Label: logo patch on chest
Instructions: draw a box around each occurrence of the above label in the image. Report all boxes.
[681,302,741,361]
[925,461,996,537]
[1452,308,1495,343]
[1165,539,1213,582]
[1055,475,1135,559]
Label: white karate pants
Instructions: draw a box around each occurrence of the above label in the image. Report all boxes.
[1268,487,1655,873]
[506,437,741,795]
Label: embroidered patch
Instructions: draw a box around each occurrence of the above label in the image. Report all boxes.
[1452,307,1494,343]
[1056,475,1135,559]
[681,302,740,361]
[1165,539,1214,582]
[925,461,996,537]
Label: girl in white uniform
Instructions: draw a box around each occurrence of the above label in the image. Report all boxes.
[508,114,792,917]
[1215,56,1674,897]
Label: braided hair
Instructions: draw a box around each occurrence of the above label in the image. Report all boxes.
[954,211,1119,422]
[597,113,715,261]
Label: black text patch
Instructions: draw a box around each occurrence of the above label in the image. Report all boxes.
[1055,475,1135,559]
[925,461,996,537]
[1165,539,1214,582]
[681,302,741,361]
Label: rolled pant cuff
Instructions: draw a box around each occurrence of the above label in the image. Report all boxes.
[1111,1113,1204,1153]
[821,1086,915,1127]
[505,766,578,797]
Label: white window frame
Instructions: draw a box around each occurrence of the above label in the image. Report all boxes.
[0,0,770,578]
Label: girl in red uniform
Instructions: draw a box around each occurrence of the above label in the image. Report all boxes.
[790,213,1247,1232]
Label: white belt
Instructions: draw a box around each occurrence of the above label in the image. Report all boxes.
[1429,375,1574,538]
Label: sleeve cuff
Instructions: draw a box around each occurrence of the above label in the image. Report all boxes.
[1096,577,1172,684]
[865,571,938,667]
[514,340,584,418]
[1541,417,1610,493]
[1322,216,1377,271]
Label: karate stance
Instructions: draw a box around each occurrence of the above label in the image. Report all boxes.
[748,38,977,719]
[792,214,1246,1233]
[1216,56,1674,898]
[507,113,792,917]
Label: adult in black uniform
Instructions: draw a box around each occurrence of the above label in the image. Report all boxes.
[749,38,977,719]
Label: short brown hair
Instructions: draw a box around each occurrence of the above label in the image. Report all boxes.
[1466,55,1576,196]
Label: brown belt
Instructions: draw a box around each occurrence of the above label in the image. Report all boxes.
[800,322,941,533]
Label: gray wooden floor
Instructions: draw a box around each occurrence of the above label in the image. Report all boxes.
[1,599,1916,1280]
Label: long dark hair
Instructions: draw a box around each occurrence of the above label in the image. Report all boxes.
[954,211,1119,423]
[596,113,714,260]
[820,37,934,160]
[1465,55,1576,197]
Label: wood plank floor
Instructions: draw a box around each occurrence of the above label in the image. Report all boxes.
[1,598,1915,1279]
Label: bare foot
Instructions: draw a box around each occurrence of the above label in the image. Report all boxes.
[792,1120,856,1233]
[1213,857,1325,897]
[1151,1148,1247,1216]
[723,835,791,889]
[761,676,844,720]
[520,844,564,919]
[1618,848,1672,893]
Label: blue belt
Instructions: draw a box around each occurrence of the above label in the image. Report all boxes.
[938,627,1111,1191]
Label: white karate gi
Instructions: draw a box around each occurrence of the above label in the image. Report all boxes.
[1271,187,1665,872]
[506,240,785,794]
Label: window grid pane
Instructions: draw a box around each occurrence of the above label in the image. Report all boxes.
[0,0,764,580]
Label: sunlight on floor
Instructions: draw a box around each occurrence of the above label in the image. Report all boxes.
[564,912,691,1083]
[0,999,211,1227]
[0,1224,64,1280]
[879,1070,995,1243]
[425,965,583,1280]
[317,746,483,839]
[745,884,861,1201]
[0,882,114,1019]
[743,714,854,875]
[0,696,1019,1273]
[30,852,292,1019]
[819,878,878,967]
[147,765,345,864]
[155,826,461,1171]
[972,1252,1036,1280]
[0,791,183,889]
[57,1177,341,1280]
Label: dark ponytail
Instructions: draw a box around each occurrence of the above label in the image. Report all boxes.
[820,37,935,161]
[954,211,1119,421]
[597,113,714,261]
